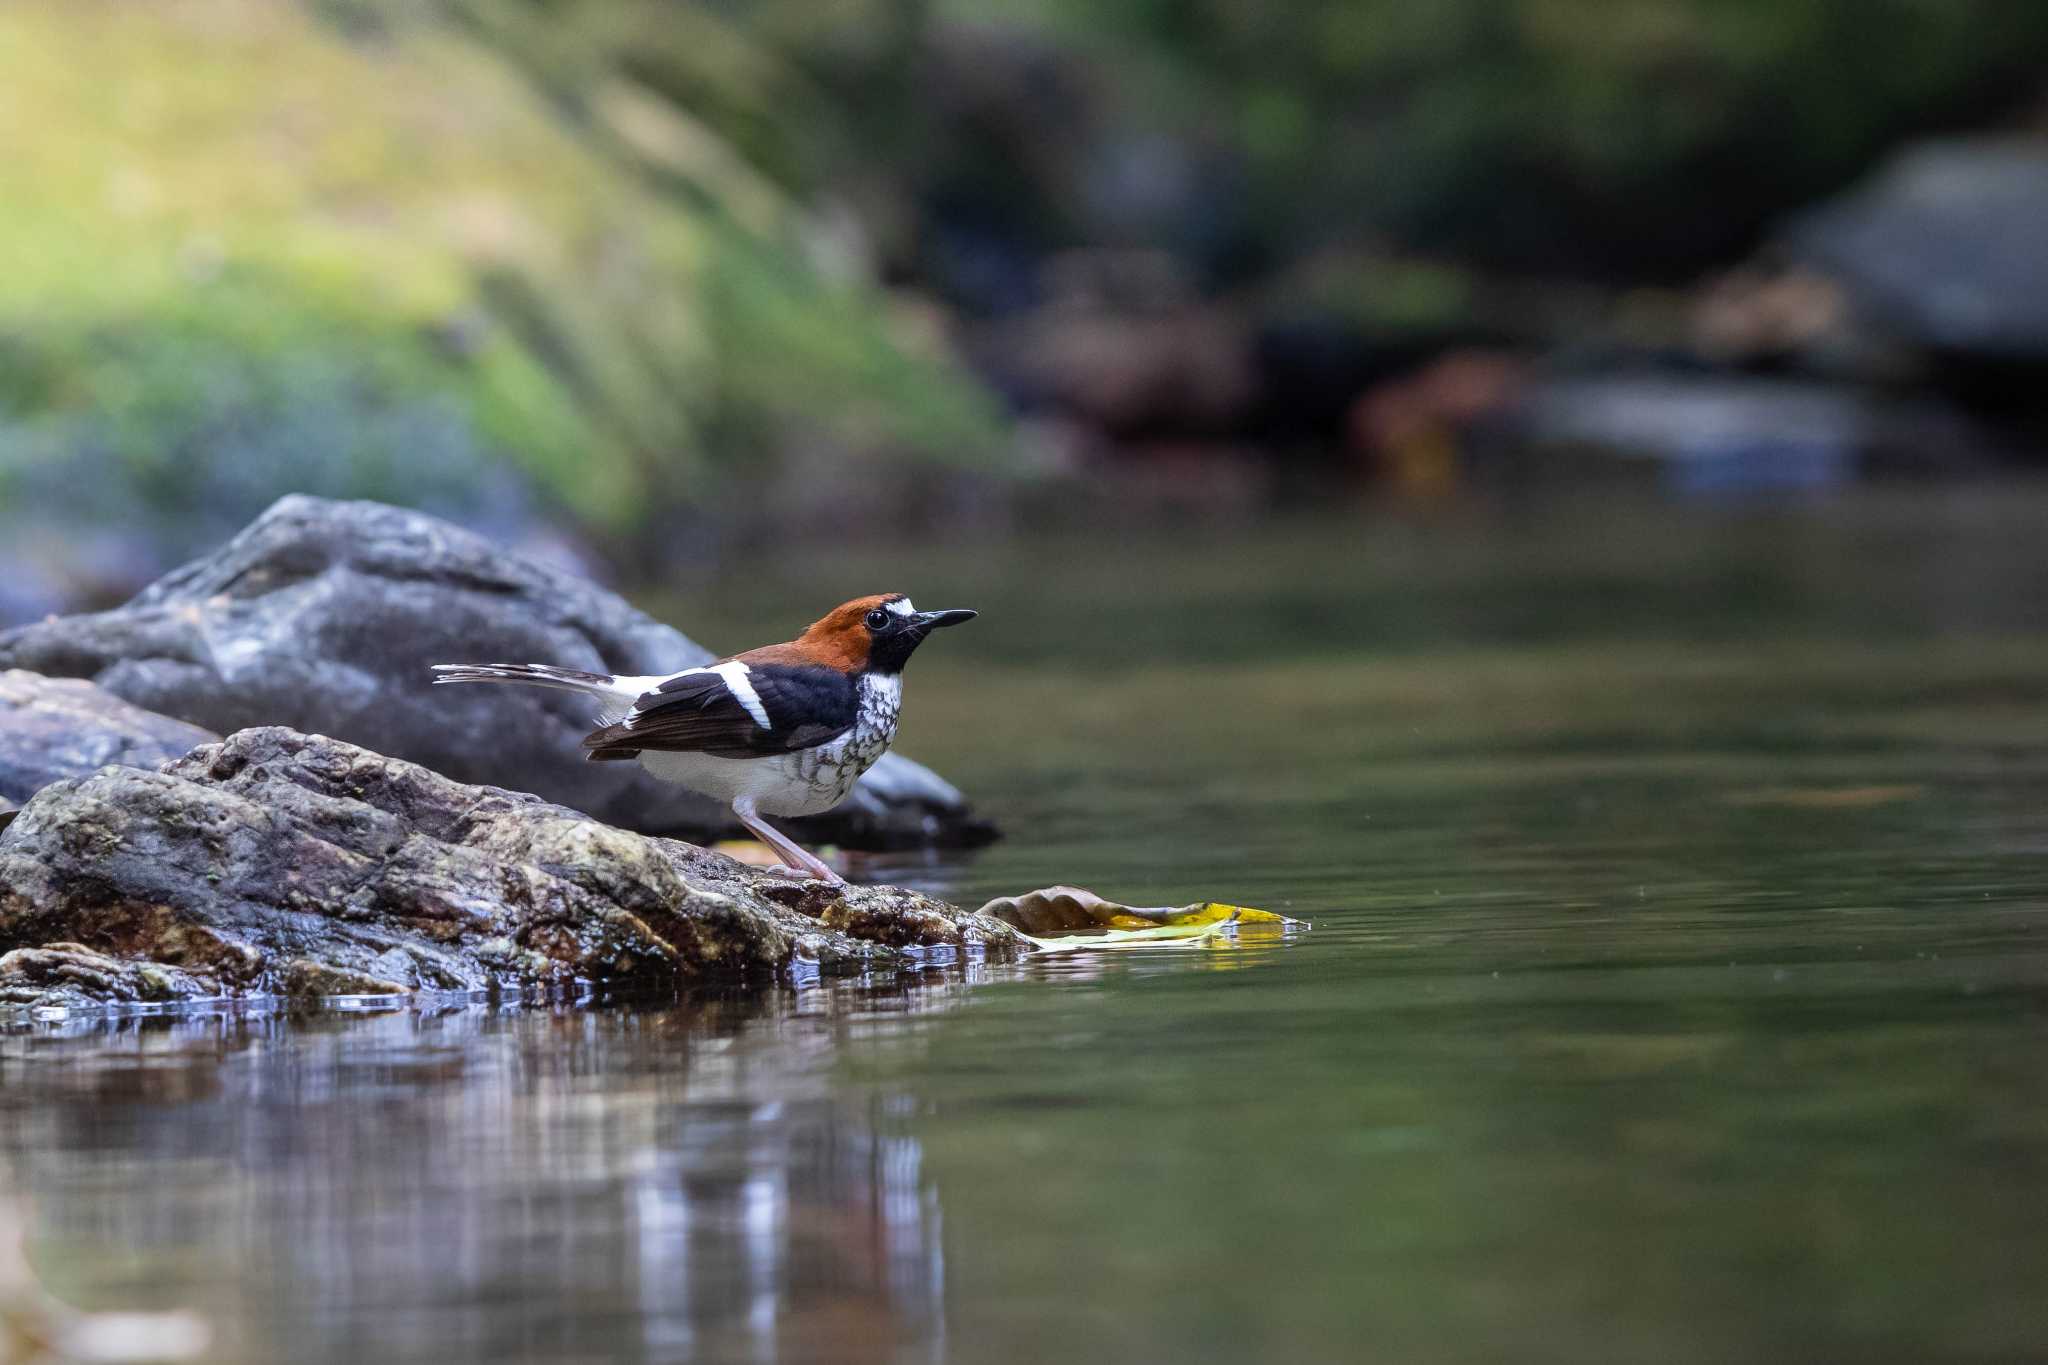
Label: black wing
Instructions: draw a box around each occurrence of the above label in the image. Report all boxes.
[583,664,857,761]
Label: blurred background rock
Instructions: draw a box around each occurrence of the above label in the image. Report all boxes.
[2,0,2045,611]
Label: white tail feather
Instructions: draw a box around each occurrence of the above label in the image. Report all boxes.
[430,663,650,725]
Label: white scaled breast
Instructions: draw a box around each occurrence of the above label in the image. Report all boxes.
[782,673,902,813]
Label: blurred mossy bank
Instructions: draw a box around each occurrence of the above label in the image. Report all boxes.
[0,0,1010,602]
[4,0,2046,619]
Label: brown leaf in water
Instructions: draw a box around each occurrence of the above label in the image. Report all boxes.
[977,885,1295,934]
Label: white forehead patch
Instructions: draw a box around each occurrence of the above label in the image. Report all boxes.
[885,597,916,617]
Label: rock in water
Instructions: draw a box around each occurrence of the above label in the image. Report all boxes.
[0,728,1018,1009]
[1786,140,2048,363]
[0,670,220,806]
[0,495,993,846]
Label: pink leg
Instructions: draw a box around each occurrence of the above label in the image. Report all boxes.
[733,799,845,885]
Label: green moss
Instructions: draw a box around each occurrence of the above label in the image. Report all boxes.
[0,0,1009,550]
[699,221,1009,468]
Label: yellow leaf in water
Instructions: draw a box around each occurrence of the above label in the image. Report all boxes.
[1165,902,1291,926]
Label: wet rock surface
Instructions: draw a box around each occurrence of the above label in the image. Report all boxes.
[0,728,1020,1012]
[0,669,220,807]
[0,945,218,1011]
[0,495,993,847]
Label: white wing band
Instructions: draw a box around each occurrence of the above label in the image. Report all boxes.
[713,661,773,729]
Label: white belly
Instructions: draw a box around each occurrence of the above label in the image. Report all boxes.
[637,674,902,816]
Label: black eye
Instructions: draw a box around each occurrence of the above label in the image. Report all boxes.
[865,608,890,630]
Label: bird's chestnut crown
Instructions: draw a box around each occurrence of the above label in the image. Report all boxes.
[793,594,976,674]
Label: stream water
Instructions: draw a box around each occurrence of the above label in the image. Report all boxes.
[4,486,2047,1363]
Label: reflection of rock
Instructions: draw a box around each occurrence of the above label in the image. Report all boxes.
[1785,139,2048,363]
[0,727,1020,1009]
[0,995,957,1362]
[0,670,218,806]
[0,496,993,848]
[0,1151,210,1359]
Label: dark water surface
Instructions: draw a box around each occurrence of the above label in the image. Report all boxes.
[6,488,2048,1363]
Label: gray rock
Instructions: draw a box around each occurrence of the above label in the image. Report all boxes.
[0,727,1020,1011]
[0,669,219,805]
[1785,139,2048,361]
[0,495,994,846]
[1513,374,1867,489]
[1506,372,2012,489]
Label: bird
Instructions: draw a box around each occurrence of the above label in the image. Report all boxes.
[429,595,976,885]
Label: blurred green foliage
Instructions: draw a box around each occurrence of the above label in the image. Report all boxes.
[0,0,1006,556]
[3,0,2042,566]
[928,0,2048,278]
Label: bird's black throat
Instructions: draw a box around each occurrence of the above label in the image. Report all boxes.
[866,607,976,674]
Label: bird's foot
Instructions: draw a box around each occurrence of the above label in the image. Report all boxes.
[760,861,848,887]
[731,804,849,886]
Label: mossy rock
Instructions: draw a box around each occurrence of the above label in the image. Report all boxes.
[0,726,1024,1008]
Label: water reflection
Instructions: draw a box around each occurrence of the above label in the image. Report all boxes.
[0,981,986,1365]
[0,941,1291,1364]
